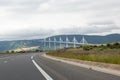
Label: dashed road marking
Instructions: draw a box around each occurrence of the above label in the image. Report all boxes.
[4,61,8,63]
[31,56,33,59]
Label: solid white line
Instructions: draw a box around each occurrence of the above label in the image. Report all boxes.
[32,59,53,80]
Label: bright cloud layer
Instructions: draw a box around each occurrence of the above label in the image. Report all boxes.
[0,0,120,40]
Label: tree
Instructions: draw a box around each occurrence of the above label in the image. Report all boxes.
[113,42,120,48]
[107,43,111,47]
[35,49,39,52]
[11,50,14,53]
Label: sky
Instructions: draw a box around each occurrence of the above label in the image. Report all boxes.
[0,0,120,40]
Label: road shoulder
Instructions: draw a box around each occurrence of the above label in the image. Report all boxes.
[43,53,120,77]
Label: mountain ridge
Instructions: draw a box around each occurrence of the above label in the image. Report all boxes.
[0,34,120,52]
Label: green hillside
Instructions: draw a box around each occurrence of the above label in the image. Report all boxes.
[0,34,120,52]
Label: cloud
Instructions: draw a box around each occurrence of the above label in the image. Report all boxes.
[0,0,120,40]
[0,24,119,41]
[57,24,120,35]
[0,27,55,40]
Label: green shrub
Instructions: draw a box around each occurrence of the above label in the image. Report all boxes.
[113,42,120,48]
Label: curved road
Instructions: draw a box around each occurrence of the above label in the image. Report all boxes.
[0,52,120,80]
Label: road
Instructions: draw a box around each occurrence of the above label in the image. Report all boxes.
[0,52,120,80]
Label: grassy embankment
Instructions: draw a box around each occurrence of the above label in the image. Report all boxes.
[47,42,120,64]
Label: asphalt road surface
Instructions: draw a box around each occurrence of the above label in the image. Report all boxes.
[0,52,120,80]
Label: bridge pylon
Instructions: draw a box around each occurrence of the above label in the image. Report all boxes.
[80,36,88,45]
[48,38,51,48]
[59,37,63,49]
[65,36,69,48]
[73,36,78,48]
[54,37,56,50]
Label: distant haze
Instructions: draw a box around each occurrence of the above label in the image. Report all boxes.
[0,0,120,40]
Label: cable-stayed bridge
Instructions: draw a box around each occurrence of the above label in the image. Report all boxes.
[42,36,89,50]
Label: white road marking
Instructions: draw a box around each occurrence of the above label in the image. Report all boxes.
[4,61,8,63]
[32,59,53,80]
[31,56,33,59]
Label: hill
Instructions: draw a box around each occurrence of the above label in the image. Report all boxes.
[0,39,43,52]
[0,34,120,52]
[47,34,120,44]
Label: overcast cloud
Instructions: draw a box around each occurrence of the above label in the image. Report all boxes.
[0,0,120,40]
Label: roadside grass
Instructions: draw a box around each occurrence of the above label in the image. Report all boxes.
[47,48,120,64]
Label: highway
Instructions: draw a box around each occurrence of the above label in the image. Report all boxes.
[0,52,120,80]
